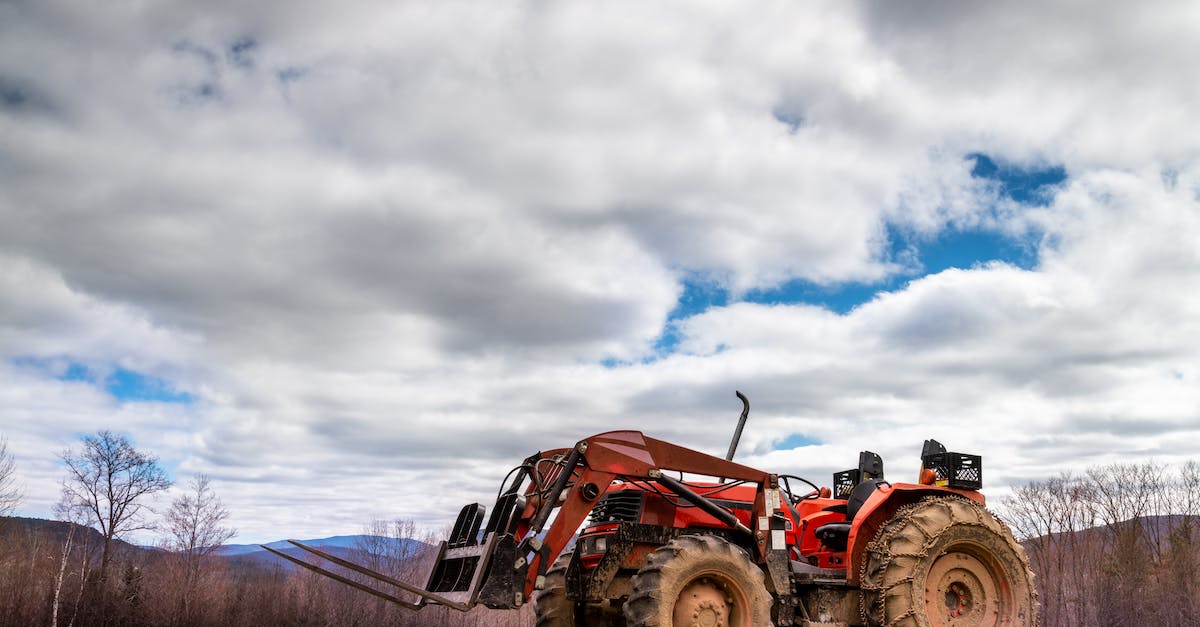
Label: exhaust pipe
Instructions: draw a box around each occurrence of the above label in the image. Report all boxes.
[725,390,750,461]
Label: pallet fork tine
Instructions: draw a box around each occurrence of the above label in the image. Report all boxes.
[286,540,474,611]
[285,540,473,612]
[257,541,471,612]
[257,544,423,610]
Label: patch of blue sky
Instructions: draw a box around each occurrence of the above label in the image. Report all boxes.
[742,153,1064,313]
[603,152,1067,366]
[911,225,1039,273]
[773,433,822,450]
[599,278,731,365]
[105,368,194,404]
[968,153,1067,206]
[744,225,1040,315]
[11,357,194,404]
[744,280,888,315]
[59,362,92,382]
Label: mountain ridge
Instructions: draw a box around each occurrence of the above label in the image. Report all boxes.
[1,516,431,571]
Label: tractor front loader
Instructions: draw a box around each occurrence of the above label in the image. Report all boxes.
[265,395,1036,626]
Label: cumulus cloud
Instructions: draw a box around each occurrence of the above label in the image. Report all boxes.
[1,0,1197,540]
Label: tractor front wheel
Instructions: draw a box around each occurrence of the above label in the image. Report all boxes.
[534,550,625,627]
[861,497,1037,627]
[624,534,771,627]
[534,551,577,626]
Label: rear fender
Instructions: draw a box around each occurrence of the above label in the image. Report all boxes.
[844,482,984,586]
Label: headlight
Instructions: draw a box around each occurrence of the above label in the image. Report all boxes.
[582,535,609,555]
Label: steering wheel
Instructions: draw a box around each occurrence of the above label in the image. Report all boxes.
[779,474,822,503]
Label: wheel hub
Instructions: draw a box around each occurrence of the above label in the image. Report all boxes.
[674,577,734,627]
[925,551,1003,627]
[945,581,973,616]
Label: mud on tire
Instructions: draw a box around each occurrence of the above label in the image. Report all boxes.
[624,534,771,627]
[534,550,625,627]
[860,496,1038,627]
[534,551,576,627]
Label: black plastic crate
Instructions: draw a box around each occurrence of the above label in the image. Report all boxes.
[922,452,983,490]
[833,469,860,499]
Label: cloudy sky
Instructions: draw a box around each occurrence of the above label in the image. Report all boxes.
[2,0,1198,543]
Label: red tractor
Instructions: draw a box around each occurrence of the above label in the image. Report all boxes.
[268,394,1036,626]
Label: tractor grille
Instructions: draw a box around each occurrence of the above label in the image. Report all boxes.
[588,490,644,524]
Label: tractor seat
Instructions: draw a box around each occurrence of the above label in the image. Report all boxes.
[814,480,884,552]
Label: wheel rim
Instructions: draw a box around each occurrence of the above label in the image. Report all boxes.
[924,546,1012,627]
[672,571,751,627]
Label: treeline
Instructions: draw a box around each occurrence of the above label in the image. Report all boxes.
[1003,461,1200,627]
[0,516,532,627]
[0,432,531,627]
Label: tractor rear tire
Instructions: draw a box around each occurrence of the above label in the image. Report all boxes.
[861,496,1037,627]
[624,534,772,627]
[534,551,625,627]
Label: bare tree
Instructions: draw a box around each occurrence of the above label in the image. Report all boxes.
[1003,473,1100,627]
[60,430,171,581]
[0,434,21,518]
[1003,460,1200,626]
[163,474,237,623]
[51,495,99,627]
[164,474,237,559]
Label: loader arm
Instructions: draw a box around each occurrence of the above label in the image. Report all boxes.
[506,430,775,602]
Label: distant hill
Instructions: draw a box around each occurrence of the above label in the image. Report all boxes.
[0,516,149,554]
[220,534,417,555]
[1021,514,1195,546]
[221,535,431,571]
[0,516,432,573]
